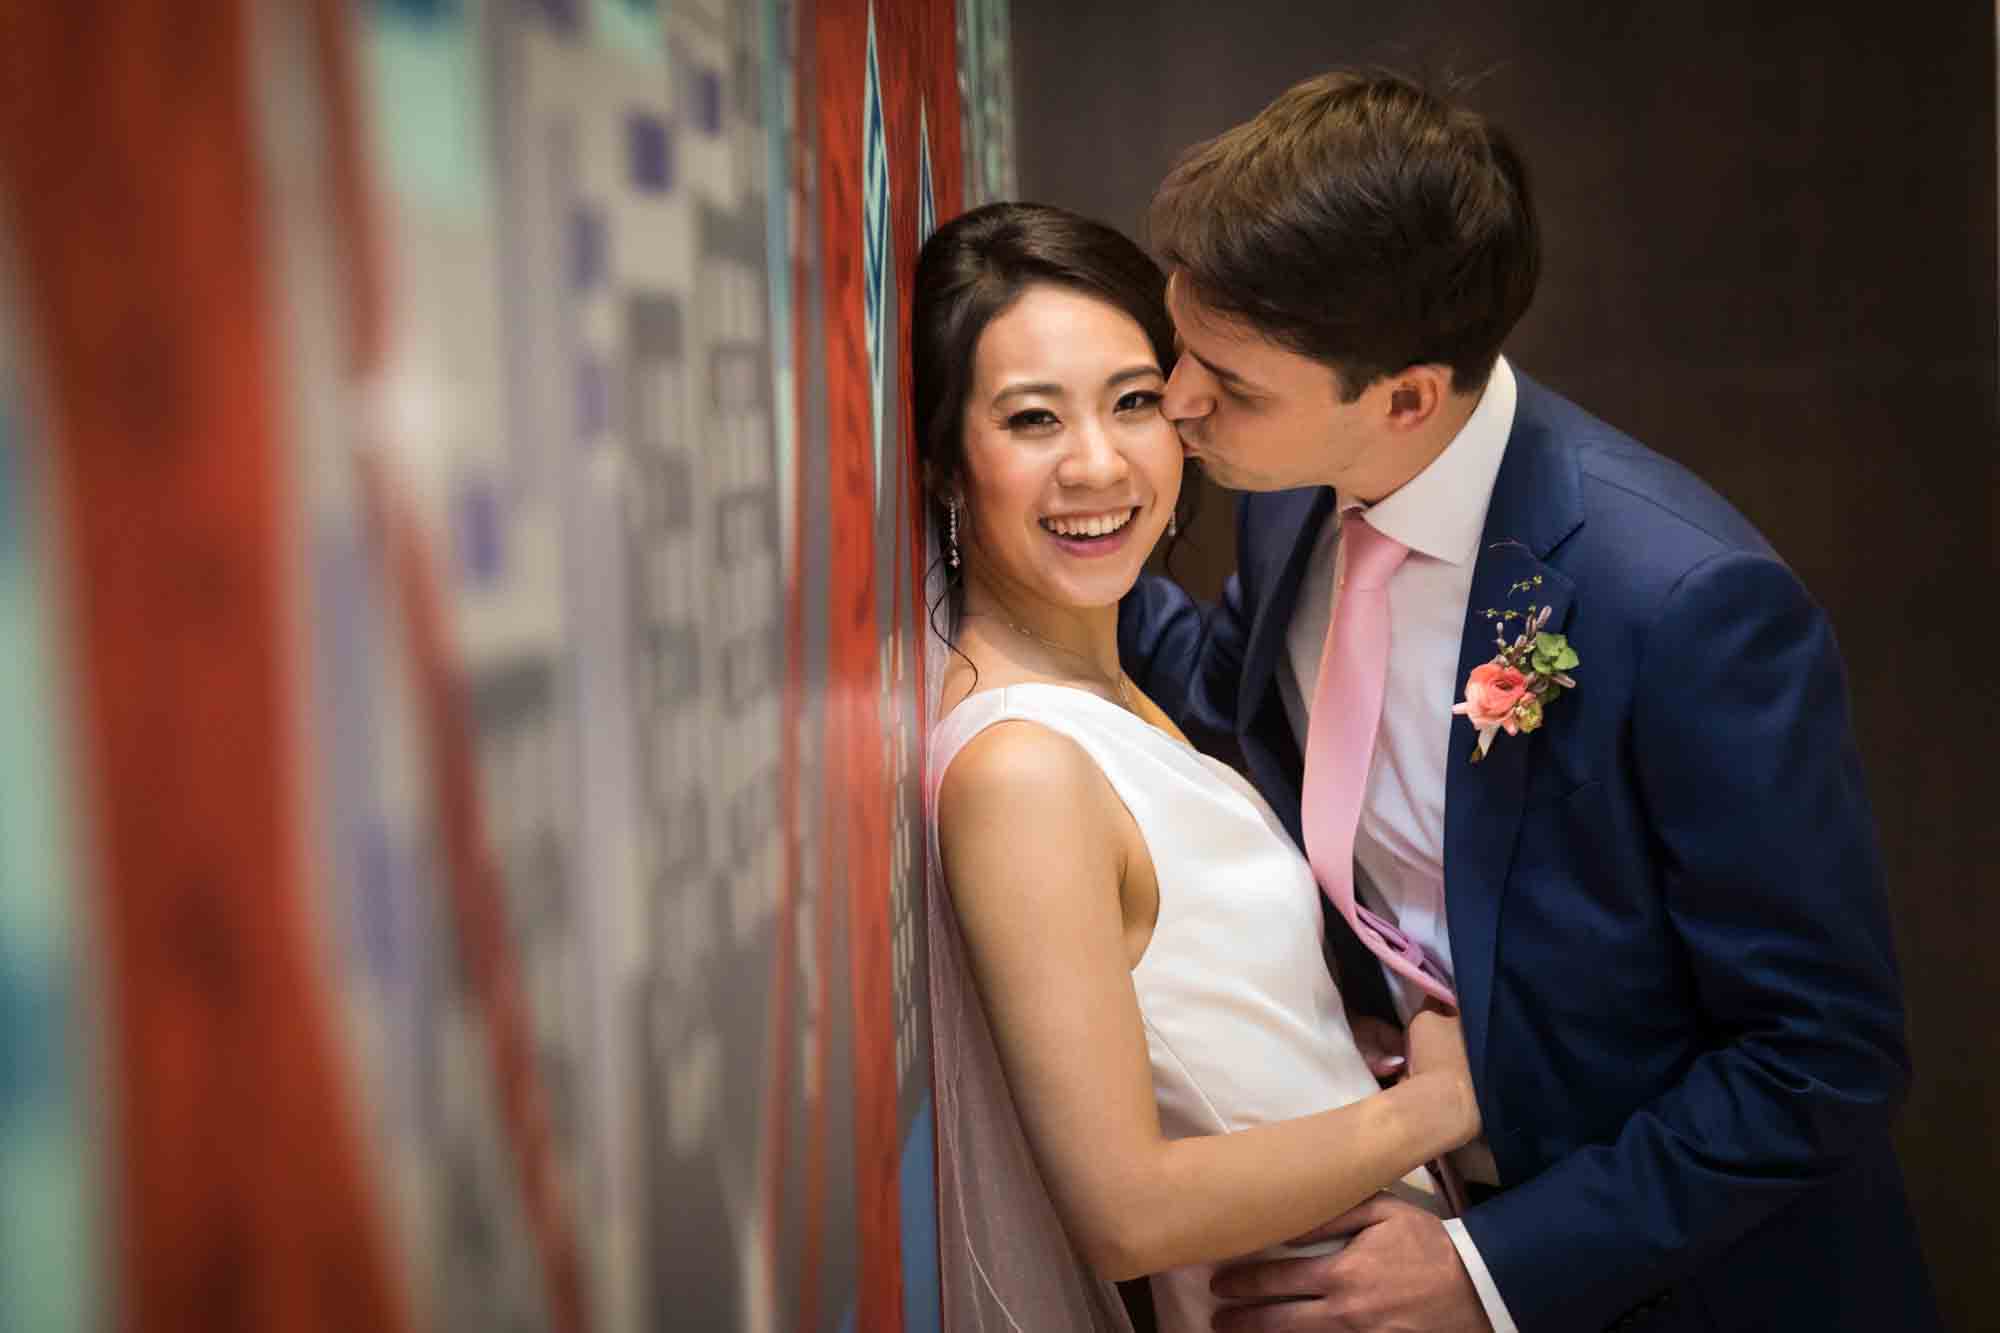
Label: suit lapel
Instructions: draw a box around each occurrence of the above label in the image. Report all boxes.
[1445,377,1584,1096]
[1240,486,1337,726]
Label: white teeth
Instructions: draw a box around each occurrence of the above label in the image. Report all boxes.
[1042,507,1135,538]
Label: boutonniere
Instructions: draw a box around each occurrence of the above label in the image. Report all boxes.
[1454,574,1579,762]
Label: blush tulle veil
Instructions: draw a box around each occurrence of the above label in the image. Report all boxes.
[922,542,1135,1333]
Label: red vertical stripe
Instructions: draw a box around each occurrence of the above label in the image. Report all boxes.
[813,1,906,1329]
[0,3,410,1329]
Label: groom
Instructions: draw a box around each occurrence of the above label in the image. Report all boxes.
[1120,72,1938,1332]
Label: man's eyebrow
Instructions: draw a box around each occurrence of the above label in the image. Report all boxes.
[1184,344,1258,393]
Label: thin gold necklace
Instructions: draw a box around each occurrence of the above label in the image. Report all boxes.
[971,612,1134,712]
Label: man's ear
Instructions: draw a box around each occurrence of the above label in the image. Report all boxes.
[1383,365,1452,431]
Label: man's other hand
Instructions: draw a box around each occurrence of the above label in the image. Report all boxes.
[1210,1195,1491,1332]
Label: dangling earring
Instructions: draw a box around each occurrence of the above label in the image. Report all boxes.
[1167,508,1178,539]
[947,497,961,569]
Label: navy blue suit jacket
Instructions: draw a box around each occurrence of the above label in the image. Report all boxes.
[1119,373,1937,1332]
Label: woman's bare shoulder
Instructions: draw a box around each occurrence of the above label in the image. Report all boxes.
[934,717,1134,970]
[937,715,1106,830]
[940,713,1127,870]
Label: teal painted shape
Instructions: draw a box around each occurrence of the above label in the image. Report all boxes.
[761,0,798,569]
[364,2,493,216]
[900,1097,942,1332]
[591,0,667,65]
[862,3,893,514]
[918,102,937,245]
[0,383,97,1333]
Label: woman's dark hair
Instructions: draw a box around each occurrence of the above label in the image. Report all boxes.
[1149,69,1540,401]
[912,201,1185,631]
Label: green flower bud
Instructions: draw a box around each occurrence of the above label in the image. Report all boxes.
[1514,694,1544,732]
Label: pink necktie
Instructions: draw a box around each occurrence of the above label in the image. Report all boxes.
[1301,513,1458,1009]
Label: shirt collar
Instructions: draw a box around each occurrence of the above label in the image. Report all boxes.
[1338,356,1517,567]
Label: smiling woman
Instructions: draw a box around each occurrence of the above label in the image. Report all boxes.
[913,203,1184,632]
[958,285,1179,601]
[914,203,1480,1333]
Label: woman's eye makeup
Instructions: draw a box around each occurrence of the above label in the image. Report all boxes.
[999,382,1163,430]
[1004,407,1059,430]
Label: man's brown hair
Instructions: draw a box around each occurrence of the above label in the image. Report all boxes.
[1150,70,1540,401]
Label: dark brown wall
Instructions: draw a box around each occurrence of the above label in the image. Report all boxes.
[1013,2,1997,1326]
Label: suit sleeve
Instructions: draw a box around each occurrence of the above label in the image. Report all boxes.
[1460,550,1912,1332]
[1117,505,1256,757]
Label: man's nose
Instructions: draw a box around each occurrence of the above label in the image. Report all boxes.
[1161,354,1213,423]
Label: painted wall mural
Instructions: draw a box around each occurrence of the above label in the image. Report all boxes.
[0,0,1007,1328]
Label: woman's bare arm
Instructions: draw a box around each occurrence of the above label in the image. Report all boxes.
[937,720,1478,1281]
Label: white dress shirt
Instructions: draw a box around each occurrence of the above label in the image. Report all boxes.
[1277,357,1520,1331]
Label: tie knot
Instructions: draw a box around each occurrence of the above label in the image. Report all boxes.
[1340,515,1408,590]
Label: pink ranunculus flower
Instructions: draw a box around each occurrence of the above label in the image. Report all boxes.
[1454,662,1529,734]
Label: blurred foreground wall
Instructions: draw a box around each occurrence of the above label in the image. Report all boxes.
[0,1,1014,1329]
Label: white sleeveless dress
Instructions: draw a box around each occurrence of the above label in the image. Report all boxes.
[927,682,1441,1333]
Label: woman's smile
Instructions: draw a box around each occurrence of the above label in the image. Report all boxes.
[1039,505,1141,558]
[951,280,1182,604]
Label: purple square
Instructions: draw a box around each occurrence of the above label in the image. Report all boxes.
[577,355,609,438]
[692,68,723,135]
[626,113,674,193]
[355,825,401,979]
[457,478,504,583]
[570,209,605,291]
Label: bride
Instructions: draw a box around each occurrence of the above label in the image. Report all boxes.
[918,201,1478,1332]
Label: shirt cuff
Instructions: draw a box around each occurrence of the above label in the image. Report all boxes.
[1442,1217,1518,1333]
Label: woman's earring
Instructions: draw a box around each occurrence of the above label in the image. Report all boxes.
[947,498,961,569]
[1167,508,1178,539]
